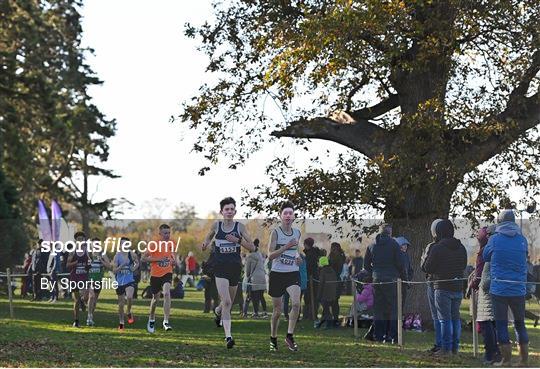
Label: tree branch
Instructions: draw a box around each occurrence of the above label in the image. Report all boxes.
[349,94,400,120]
[271,114,389,159]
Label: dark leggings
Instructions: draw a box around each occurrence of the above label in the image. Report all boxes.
[479,321,500,362]
[251,290,267,313]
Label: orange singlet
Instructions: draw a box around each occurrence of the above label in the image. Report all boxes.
[149,239,176,277]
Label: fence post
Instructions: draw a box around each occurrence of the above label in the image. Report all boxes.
[7,268,14,319]
[352,278,358,338]
[397,278,403,347]
[309,276,316,321]
[471,290,478,357]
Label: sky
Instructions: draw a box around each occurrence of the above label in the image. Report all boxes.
[79,0,297,218]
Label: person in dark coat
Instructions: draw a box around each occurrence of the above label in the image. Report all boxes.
[316,256,337,329]
[303,237,321,320]
[395,236,413,311]
[329,242,346,325]
[352,249,364,275]
[423,219,467,356]
[364,223,404,343]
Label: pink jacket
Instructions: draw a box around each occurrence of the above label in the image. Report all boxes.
[356,283,374,309]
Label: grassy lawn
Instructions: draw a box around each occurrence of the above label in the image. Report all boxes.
[0,284,539,367]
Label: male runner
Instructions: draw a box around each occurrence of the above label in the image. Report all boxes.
[142,224,178,333]
[268,201,303,352]
[202,197,255,348]
[66,231,90,328]
[112,237,138,330]
[86,238,111,326]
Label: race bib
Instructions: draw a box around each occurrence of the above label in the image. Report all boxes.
[218,243,238,254]
[279,254,296,265]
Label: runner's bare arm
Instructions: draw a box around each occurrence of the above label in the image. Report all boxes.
[236,223,255,251]
[66,252,77,269]
[101,254,112,270]
[130,251,139,271]
[268,230,294,260]
[202,222,218,251]
[111,254,119,274]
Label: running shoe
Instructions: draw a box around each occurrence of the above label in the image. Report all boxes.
[285,334,298,352]
[163,321,173,331]
[213,307,222,328]
[118,323,124,331]
[269,337,278,352]
[147,320,155,333]
[127,313,135,324]
[226,337,235,349]
[72,320,80,328]
[86,319,95,327]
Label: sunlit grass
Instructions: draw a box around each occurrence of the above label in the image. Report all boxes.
[0,284,538,367]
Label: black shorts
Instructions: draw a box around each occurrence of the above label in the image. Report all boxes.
[150,273,173,295]
[116,282,136,296]
[268,271,300,298]
[214,262,241,286]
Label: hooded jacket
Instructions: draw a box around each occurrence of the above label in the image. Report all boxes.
[318,264,338,302]
[421,219,443,280]
[364,233,404,282]
[482,221,528,297]
[423,220,468,292]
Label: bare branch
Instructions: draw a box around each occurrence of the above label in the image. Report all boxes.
[349,94,400,120]
[271,114,389,158]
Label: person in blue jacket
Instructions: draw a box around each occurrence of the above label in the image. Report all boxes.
[482,209,529,366]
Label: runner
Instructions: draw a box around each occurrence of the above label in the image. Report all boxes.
[142,224,178,333]
[267,201,303,352]
[112,237,138,330]
[201,197,255,349]
[86,238,111,326]
[66,231,90,328]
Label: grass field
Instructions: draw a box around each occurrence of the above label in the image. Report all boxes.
[1,284,539,367]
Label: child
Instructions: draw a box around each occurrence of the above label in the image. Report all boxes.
[315,256,337,329]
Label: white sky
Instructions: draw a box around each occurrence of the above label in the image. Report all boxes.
[80,0,288,218]
[80,0,530,220]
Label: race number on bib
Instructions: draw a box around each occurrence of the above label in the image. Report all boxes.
[218,243,238,254]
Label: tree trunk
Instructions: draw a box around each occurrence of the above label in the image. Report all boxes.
[386,184,454,331]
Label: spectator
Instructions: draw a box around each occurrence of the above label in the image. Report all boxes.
[316,256,337,329]
[477,260,501,365]
[483,209,529,366]
[244,239,268,318]
[364,223,404,343]
[32,239,50,301]
[303,237,321,320]
[201,253,219,313]
[21,252,32,298]
[421,219,443,354]
[352,249,364,275]
[129,250,141,299]
[355,273,374,315]
[170,276,184,299]
[424,219,467,356]
[395,236,413,311]
[329,242,346,325]
[183,251,197,287]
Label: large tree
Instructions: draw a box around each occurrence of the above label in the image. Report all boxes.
[0,0,121,241]
[181,0,540,318]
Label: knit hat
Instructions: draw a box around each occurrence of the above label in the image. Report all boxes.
[430,219,443,238]
[318,256,329,267]
[497,209,516,224]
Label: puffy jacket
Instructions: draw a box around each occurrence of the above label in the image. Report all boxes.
[476,261,495,321]
[356,283,374,310]
[483,221,528,297]
[318,265,338,302]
